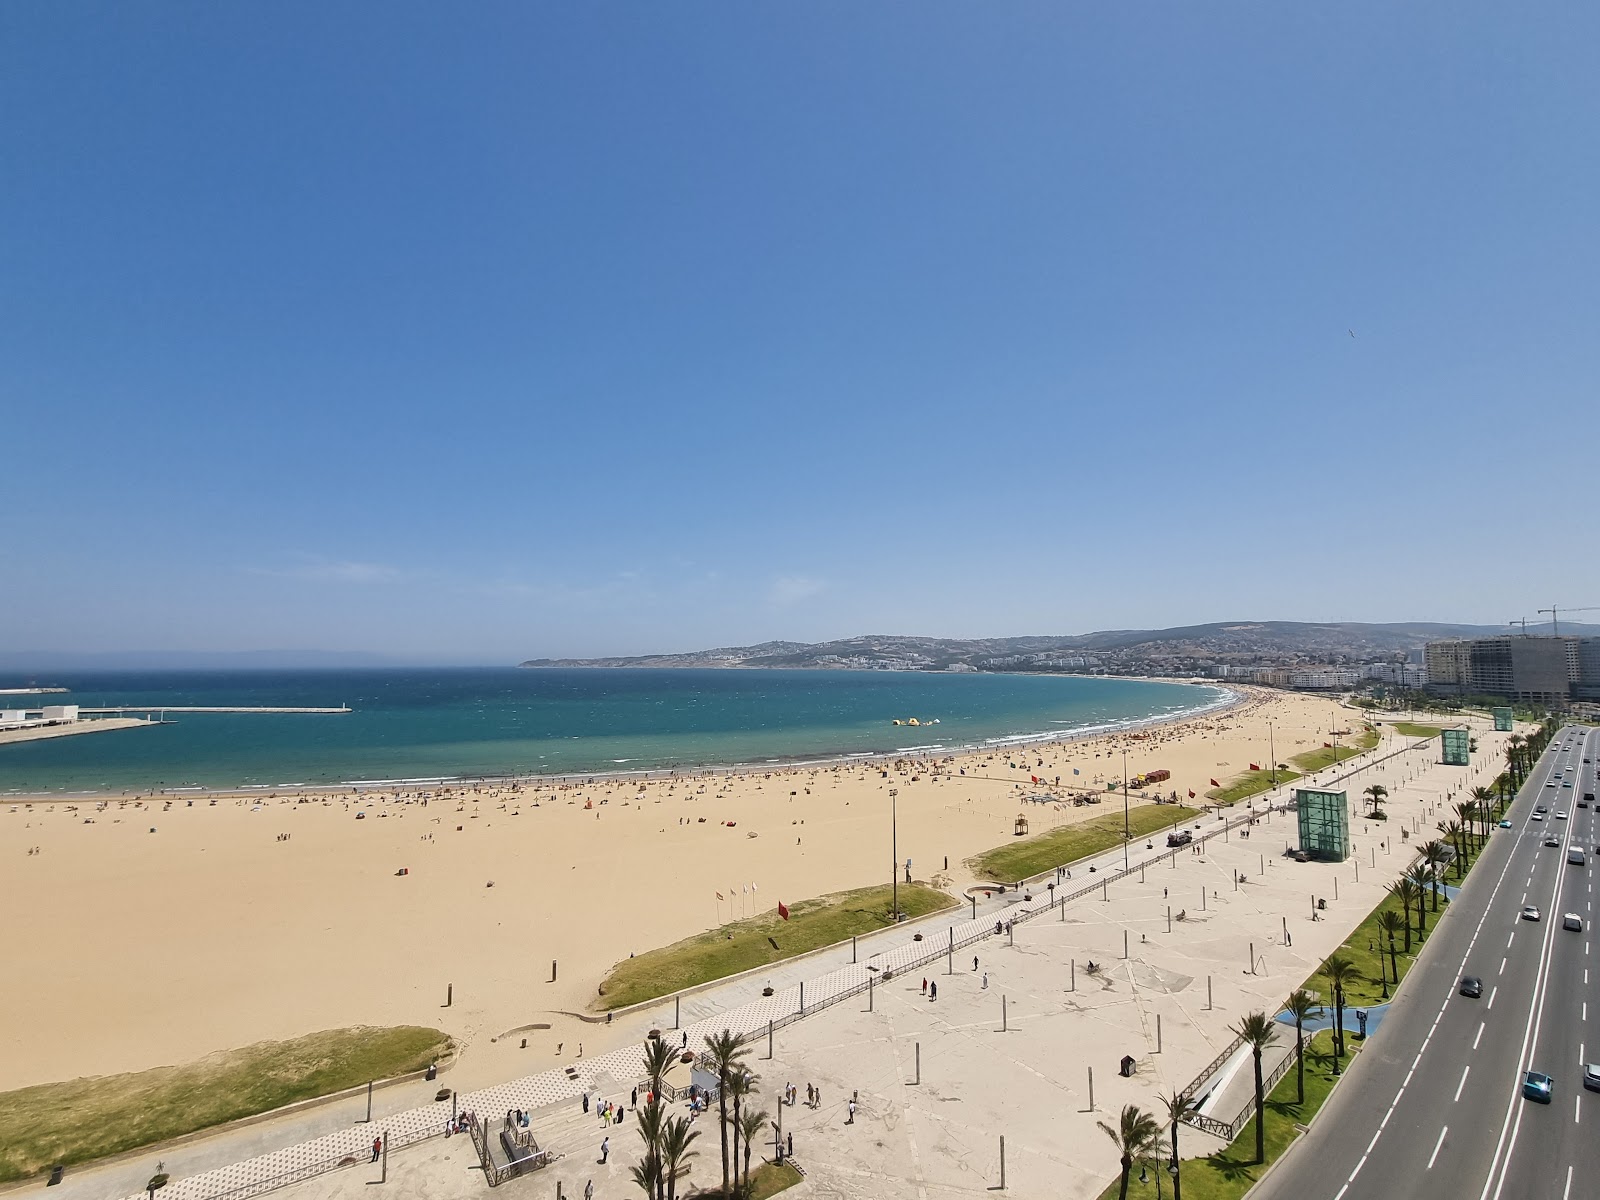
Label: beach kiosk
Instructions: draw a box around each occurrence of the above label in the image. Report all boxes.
[1441,728,1470,766]
[1014,814,1029,837]
[1493,707,1514,732]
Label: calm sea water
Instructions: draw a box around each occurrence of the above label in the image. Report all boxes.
[0,668,1231,794]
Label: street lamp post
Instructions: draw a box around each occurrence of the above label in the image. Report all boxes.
[890,788,899,921]
[1121,749,1130,870]
[1269,721,1276,788]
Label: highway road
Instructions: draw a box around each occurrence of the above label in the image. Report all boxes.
[1252,723,1600,1200]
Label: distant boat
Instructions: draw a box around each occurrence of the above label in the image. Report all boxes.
[892,718,940,726]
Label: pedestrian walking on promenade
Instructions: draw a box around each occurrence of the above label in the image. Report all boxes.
[585,1181,594,1200]
[982,972,988,989]
[600,1136,610,1164]
[973,955,979,971]
[930,981,937,1001]
[370,1136,382,1163]
[846,1099,856,1124]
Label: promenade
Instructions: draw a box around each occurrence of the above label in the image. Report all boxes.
[29,715,1511,1200]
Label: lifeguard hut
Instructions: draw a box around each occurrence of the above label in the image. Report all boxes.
[1014,814,1029,836]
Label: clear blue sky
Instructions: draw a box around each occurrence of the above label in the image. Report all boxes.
[4,3,1598,663]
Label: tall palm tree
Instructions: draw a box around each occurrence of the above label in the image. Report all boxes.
[1363,783,1388,816]
[636,1100,668,1200]
[1470,788,1494,841]
[1321,955,1360,1072]
[703,1029,748,1196]
[1283,989,1318,1105]
[1423,837,1454,899]
[1405,867,1432,931]
[643,1036,677,1104]
[1375,910,1405,998]
[1097,1104,1162,1200]
[659,1115,700,1200]
[737,1107,769,1195]
[1231,1012,1278,1164]
[1159,1091,1196,1200]
[724,1067,758,1193]
[1388,879,1416,952]
[629,1151,664,1200]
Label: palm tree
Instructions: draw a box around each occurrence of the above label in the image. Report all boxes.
[737,1107,769,1195]
[724,1068,758,1194]
[1470,788,1494,841]
[1283,989,1318,1105]
[703,1029,748,1196]
[643,1036,677,1104]
[1231,1012,1278,1164]
[659,1115,700,1200]
[1405,867,1432,931]
[1375,910,1405,998]
[1363,783,1388,816]
[629,1150,664,1200]
[1321,955,1360,1072]
[1388,879,1416,952]
[1423,837,1453,900]
[1097,1104,1162,1200]
[636,1100,667,1200]
[1159,1091,1196,1200]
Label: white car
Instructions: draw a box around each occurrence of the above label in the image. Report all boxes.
[1557,811,1569,819]
[1523,906,1542,922]
[1564,914,1583,932]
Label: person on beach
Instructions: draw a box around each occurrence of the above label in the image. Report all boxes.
[847,1098,856,1124]
[973,955,979,971]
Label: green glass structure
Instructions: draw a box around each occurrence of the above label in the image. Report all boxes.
[1442,727,1470,766]
[1493,708,1513,732]
[1296,788,1350,862]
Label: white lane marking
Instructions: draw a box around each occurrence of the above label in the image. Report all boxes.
[1564,1165,1573,1200]
[1500,957,1508,975]
[1335,1187,1348,1200]
[1508,932,1516,948]
[1576,1094,1581,1124]
[1475,1022,1485,1050]
[1489,986,1498,1009]
[1455,1065,1471,1101]
[1428,1124,1448,1169]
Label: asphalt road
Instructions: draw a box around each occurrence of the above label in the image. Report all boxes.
[1252,723,1600,1200]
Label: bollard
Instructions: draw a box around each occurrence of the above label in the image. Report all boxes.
[1157,1012,1162,1053]
[949,927,954,974]
[1260,853,1264,875]
[1009,921,1014,946]
[1003,994,1008,1032]
[1071,959,1076,991]
[1103,881,1108,902]
[551,959,558,983]
[869,973,874,1012]
[675,995,681,1030]
[1141,865,1145,884]
[1203,888,1207,911]
[381,1130,388,1183]
[1334,878,1339,901]
[1124,929,1129,959]
[446,983,453,1008]
[853,935,857,964]
[1167,905,1171,934]
[1249,941,1254,974]
[364,1080,373,1123]
[1207,975,1212,1010]
[1088,1065,1095,1110]
[1000,1134,1006,1190]
[768,1020,774,1059]
[799,981,805,1012]
[972,895,977,919]
[916,1041,921,1084]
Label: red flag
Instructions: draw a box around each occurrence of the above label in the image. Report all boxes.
[1188,789,1196,799]
[1323,742,1332,748]
[1249,763,1260,771]
[1031,775,1038,784]
[1210,778,1220,787]
[778,901,790,921]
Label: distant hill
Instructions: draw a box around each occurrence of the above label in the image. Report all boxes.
[520,621,1600,673]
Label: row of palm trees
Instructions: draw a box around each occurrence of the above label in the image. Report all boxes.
[630,1030,772,1199]
[1101,963,1366,1198]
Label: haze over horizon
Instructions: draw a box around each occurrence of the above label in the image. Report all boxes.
[6,4,1598,663]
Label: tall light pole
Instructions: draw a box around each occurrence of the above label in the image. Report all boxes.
[889,787,899,921]
[1269,721,1276,788]
[1121,748,1130,870]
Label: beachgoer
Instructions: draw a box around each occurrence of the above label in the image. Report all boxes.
[973,956,979,971]
[585,1181,594,1200]
[921,978,927,994]
[930,981,937,1000]
[583,1092,589,1113]
[982,972,989,989]
[631,1087,638,1107]
[847,1099,856,1124]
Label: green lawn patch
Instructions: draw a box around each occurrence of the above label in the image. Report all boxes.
[1290,728,1379,775]
[1390,722,1443,739]
[0,1026,451,1184]
[1095,1030,1347,1200]
[596,882,955,1011]
[968,804,1201,882]
[1205,770,1301,805]
[741,1160,804,1199]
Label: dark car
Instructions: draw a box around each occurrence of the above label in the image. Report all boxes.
[1459,976,1484,998]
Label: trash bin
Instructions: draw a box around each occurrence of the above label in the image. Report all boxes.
[1317,898,1327,911]
[1120,1055,1136,1078]
[48,1166,63,1187]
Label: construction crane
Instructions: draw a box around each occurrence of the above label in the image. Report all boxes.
[1509,618,1530,634]
[1537,606,1600,637]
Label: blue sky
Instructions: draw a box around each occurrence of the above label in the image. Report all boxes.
[4,3,1598,662]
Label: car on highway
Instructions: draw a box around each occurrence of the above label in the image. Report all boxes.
[1522,905,1542,921]
[1537,804,1550,812]
[1498,819,1514,828]
[1459,976,1483,998]
[1544,836,1561,847]
[1563,782,1573,789]
[1532,813,1544,821]
[1524,1071,1554,1103]
[1564,914,1583,931]
[1584,1064,1600,1092]
[1557,810,1569,818]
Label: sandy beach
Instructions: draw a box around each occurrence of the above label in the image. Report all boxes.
[1,686,1376,1095]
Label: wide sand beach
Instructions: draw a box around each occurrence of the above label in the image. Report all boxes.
[2,685,1362,1095]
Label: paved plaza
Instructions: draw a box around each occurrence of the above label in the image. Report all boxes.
[31,715,1510,1200]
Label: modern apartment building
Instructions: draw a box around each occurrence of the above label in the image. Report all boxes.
[1424,635,1593,702]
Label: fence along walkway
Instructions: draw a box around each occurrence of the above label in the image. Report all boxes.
[123,799,1284,1200]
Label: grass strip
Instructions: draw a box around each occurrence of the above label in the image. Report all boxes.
[1389,722,1443,739]
[1094,1030,1346,1200]
[968,804,1201,882]
[0,1026,451,1184]
[1289,729,1380,775]
[1205,770,1301,805]
[596,882,955,1011]
[745,1160,804,1199]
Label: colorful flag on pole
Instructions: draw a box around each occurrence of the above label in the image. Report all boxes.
[1249,763,1261,771]
[716,891,723,900]
[1188,790,1196,799]
[778,901,790,921]
[1210,778,1220,787]
[1073,768,1080,775]
[751,883,758,892]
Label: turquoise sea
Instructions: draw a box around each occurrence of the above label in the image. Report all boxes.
[0,668,1231,794]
